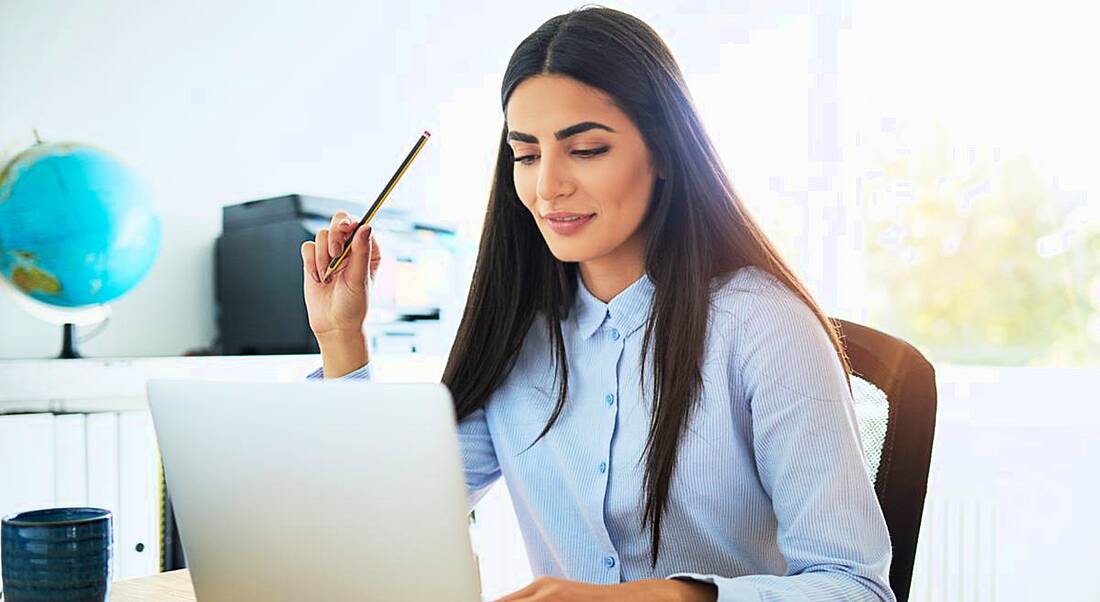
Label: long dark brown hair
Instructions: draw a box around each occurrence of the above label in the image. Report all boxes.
[442,6,851,568]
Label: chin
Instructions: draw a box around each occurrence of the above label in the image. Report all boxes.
[543,240,598,264]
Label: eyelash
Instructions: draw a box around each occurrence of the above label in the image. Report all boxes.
[512,146,610,165]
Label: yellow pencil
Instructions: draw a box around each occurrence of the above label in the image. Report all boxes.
[323,130,431,282]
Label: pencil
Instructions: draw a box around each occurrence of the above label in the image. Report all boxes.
[323,130,431,282]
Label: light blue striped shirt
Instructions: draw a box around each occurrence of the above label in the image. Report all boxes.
[308,266,894,601]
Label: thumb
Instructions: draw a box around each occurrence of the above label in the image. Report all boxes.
[344,225,373,287]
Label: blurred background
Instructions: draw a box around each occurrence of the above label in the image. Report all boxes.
[1,0,1096,599]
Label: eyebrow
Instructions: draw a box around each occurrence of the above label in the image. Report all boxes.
[506,121,616,144]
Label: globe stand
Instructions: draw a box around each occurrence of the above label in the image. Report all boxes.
[59,323,81,359]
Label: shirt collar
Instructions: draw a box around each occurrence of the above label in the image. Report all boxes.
[573,270,656,340]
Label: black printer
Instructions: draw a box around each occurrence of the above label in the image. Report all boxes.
[215,194,367,355]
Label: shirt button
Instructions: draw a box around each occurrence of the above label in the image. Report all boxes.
[604,393,615,406]
[604,555,616,568]
[610,328,620,341]
[598,461,607,474]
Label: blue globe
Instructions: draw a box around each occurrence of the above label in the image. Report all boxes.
[0,142,161,309]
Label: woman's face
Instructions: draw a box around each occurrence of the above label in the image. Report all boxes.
[505,74,660,265]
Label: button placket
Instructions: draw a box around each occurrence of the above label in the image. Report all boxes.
[590,327,619,561]
[599,336,622,479]
[598,324,624,480]
[590,319,625,581]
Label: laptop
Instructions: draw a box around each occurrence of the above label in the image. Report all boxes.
[146,378,484,602]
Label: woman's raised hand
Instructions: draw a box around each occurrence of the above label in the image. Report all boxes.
[300,211,382,342]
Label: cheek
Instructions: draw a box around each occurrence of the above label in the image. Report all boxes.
[513,168,538,212]
[592,157,653,225]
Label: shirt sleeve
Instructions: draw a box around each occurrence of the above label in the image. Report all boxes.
[457,407,502,509]
[305,363,373,380]
[667,279,896,602]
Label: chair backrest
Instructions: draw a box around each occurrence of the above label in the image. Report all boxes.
[834,318,937,602]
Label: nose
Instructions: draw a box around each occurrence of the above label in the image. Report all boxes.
[536,153,575,201]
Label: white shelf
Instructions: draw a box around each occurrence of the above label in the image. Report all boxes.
[0,353,446,414]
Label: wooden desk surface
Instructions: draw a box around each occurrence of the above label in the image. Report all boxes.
[109,567,504,600]
[111,569,195,601]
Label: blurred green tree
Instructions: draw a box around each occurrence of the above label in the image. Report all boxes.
[857,119,1099,366]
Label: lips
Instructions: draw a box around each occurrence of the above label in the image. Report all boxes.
[543,212,596,221]
[543,212,596,235]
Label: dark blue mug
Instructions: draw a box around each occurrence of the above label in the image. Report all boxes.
[1,508,112,602]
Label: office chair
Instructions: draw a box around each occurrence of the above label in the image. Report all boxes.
[835,318,937,602]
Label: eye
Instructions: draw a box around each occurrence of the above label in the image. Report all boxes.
[511,146,609,166]
[572,146,609,158]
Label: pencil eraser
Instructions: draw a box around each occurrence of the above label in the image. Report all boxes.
[423,130,431,138]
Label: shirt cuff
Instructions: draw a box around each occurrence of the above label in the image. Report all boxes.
[666,573,755,602]
[305,363,373,380]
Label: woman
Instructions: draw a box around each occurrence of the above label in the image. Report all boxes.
[302,7,894,602]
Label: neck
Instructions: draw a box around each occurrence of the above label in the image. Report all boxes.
[578,230,647,303]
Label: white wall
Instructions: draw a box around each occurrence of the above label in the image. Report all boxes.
[910,366,1100,600]
[1,0,815,359]
[0,0,502,357]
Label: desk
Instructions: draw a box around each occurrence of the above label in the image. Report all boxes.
[111,570,194,601]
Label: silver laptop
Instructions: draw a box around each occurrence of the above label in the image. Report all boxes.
[146,378,483,602]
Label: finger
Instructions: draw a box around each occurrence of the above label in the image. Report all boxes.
[328,211,356,256]
[328,210,354,232]
[300,241,320,283]
[314,228,331,280]
[329,223,365,280]
[344,225,374,286]
[368,234,382,281]
[330,219,358,258]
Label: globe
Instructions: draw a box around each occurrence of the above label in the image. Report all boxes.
[0,139,161,357]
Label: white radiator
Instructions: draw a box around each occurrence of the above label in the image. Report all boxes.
[909,495,998,602]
